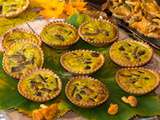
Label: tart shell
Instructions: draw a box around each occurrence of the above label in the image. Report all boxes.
[60,49,105,74]
[65,76,109,108]
[2,0,30,18]
[40,21,79,49]
[116,68,160,95]
[2,40,44,79]
[2,28,42,50]
[78,19,119,47]
[109,39,153,67]
[18,68,62,102]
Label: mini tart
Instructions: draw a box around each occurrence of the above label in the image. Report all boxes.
[65,76,109,108]
[78,19,118,47]
[3,40,44,79]
[0,0,29,18]
[60,50,105,74]
[40,21,79,49]
[18,69,62,102]
[116,68,160,95]
[109,39,153,67]
[2,28,42,50]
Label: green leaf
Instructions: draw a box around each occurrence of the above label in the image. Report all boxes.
[66,12,91,28]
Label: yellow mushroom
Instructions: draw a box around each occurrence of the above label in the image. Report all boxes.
[121,96,138,107]
[107,103,119,115]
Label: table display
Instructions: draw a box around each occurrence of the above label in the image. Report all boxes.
[0,0,159,120]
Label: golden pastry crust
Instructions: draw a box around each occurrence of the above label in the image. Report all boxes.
[40,21,79,49]
[116,68,160,95]
[60,50,105,74]
[142,0,160,18]
[129,16,160,39]
[109,0,160,39]
[0,0,30,18]
[109,0,141,20]
[18,68,62,102]
[78,19,118,47]
[2,28,42,50]
[65,76,109,108]
[109,39,153,67]
[3,40,44,79]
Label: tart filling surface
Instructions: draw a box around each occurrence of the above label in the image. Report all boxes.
[116,68,160,95]
[41,22,79,48]
[78,19,118,46]
[60,50,105,74]
[3,41,43,79]
[65,76,109,108]
[0,0,29,17]
[109,39,153,67]
[2,28,41,49]
[18,69,62,102]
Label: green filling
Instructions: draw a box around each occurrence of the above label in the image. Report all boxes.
[0,0,26,15]
[118,69,157,90]
[5,42,42,77]
[24,71,58,97]
[62,51,102,73]
[41,23,77,45]
[68,78,106,104]
[81,20,117,42]
[3,30,40,48]
[111,40,152,65]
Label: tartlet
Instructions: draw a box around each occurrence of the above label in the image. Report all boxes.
[0,0,29,18]
[40,21,79,49]
[109,39,153,67]
[116,68,160,95]
[60,50,105,74]
[18,69,62,102]
[2,28,42,50]
[78,19,118,47]
[65,76,109,108]
[3,40,44,79]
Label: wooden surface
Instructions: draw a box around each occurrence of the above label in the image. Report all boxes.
[0,19,160,120]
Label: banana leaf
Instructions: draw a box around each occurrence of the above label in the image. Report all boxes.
[0,14,160,120]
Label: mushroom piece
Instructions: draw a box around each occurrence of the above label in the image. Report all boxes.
[121,96,138,107]
[107,103,119,115]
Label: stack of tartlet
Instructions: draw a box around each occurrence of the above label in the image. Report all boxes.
[2,28,43,79]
